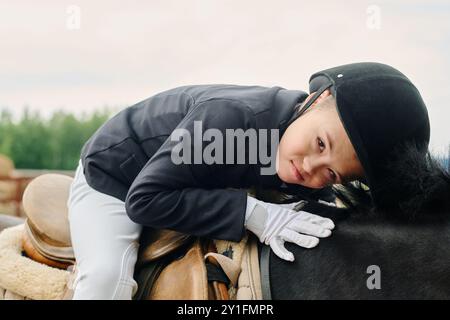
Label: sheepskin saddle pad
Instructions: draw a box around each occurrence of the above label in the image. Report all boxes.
[0,224,71,300]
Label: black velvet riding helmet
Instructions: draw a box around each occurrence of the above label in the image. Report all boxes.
[291,62,431,210]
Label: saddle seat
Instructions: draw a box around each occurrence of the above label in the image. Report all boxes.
[19,174,230,300]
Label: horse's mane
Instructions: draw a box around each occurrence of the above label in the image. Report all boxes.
[334,144,450,221]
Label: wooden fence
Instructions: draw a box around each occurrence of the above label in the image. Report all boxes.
[0,169,74,217]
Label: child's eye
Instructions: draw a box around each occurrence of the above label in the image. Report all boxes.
[328,168,337,182]
[317,137,325,152]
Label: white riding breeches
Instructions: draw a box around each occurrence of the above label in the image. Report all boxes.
[67,160,143,300]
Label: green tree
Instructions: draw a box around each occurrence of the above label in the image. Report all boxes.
[0,108,112,170]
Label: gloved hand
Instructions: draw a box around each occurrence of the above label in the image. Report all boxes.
[244,196,335,262]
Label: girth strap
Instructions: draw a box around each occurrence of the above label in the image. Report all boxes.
[259,244,272,300]
[206,263,230,286]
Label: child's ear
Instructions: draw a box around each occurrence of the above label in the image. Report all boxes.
[301,89,332,110]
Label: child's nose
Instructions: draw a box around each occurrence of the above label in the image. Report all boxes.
[303,155,328,177]
[302,156,313,175]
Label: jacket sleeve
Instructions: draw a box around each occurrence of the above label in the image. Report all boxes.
[125,98,255,242]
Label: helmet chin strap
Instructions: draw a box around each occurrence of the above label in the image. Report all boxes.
[285,82,333,128]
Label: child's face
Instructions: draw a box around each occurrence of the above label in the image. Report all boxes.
[276,90,364,188]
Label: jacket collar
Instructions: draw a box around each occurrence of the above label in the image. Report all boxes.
[273,87,308,134]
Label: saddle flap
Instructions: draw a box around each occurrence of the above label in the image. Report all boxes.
[149,239,209,300]
[137,228,192,265]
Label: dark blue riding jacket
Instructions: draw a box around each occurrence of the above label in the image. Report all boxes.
[80,84,333,242]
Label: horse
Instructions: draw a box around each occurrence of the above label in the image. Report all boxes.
[268,200,450,299]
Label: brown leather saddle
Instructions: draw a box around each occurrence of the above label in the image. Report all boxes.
[19,174,230,300]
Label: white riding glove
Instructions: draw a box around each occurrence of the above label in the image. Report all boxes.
[244,196,335,262]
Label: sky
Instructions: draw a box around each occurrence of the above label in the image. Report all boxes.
[0,0,449,154]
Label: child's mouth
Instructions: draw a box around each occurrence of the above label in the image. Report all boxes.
[290,160,304,182]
